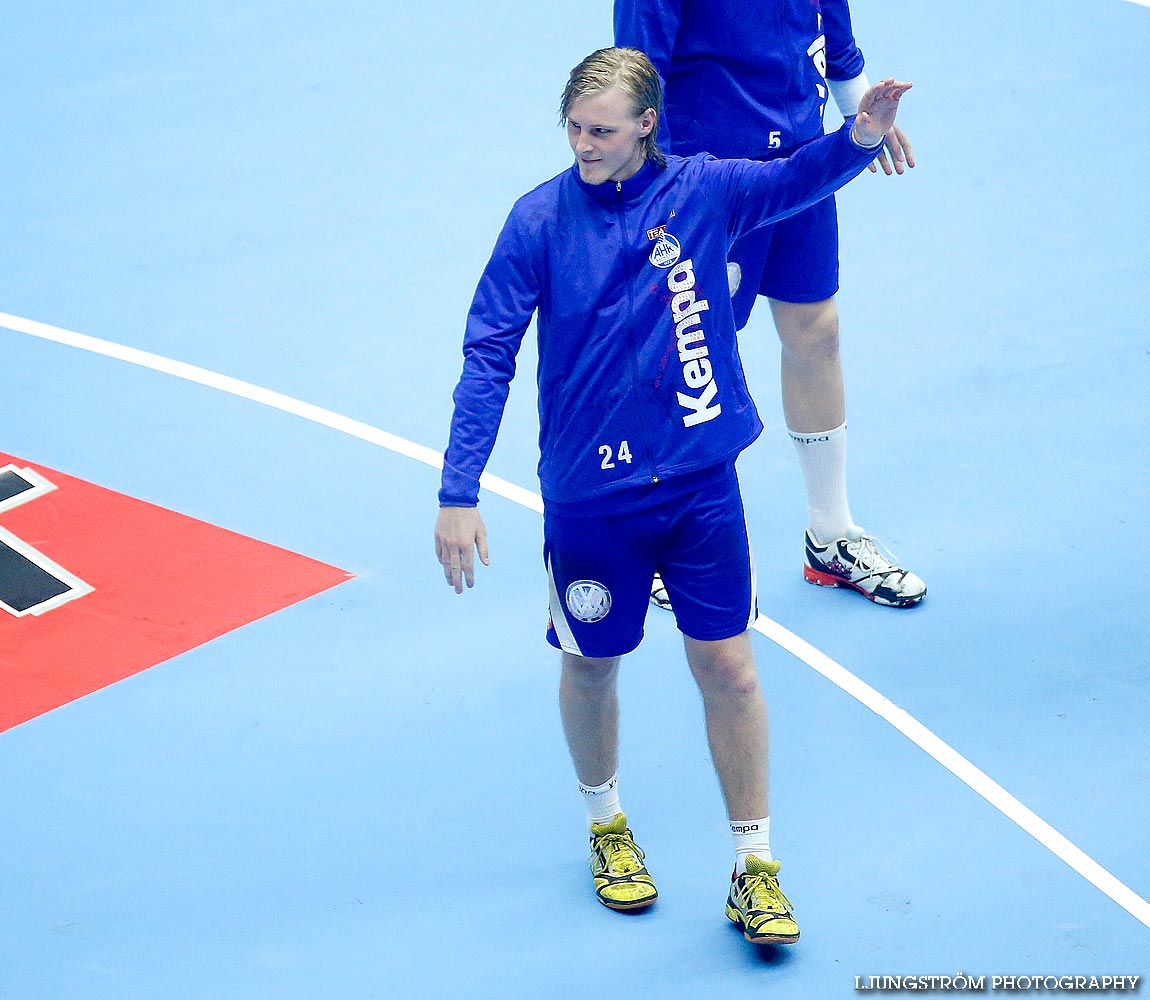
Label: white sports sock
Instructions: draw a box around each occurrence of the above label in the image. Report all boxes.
[579,774,622,826]
[731,816,772,874]
[788,421,859,543]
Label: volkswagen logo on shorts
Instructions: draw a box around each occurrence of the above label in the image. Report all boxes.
[566,580,612,623]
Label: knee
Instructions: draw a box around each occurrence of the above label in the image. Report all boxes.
[692,645,762,699]
[776,300,840,359]
[562,653,619,690]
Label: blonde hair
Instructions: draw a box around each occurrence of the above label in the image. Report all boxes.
[559,47,666,168]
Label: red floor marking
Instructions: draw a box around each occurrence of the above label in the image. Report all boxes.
[0,451,353,733]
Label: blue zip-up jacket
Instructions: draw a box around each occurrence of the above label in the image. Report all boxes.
[439,120,878,508]
[614,0,865,158]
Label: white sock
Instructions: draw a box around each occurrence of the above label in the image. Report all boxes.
[731,816,772,873]
[579,774,622,827]
[789,421,859,543]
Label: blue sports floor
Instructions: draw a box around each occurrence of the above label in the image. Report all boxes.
[1,1,1148,996]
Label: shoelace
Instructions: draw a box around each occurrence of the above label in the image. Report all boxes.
[845,534,905,580]
[742,872,793,915]
[595,833,643,874]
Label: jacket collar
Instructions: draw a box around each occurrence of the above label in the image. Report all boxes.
[570,158,662,205]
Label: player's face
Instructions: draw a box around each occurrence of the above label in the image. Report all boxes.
[566,86,655,186]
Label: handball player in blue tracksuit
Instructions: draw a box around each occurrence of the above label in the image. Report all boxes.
[616,0,926,610]
[433,46,910,945]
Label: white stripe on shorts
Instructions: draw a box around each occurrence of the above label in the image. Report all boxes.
[546,554,583,655]
[744,516,759,633]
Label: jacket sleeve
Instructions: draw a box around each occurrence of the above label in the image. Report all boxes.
[711,119,879,240]
[438,207,540,507]
[613,0,681,150]
[822,0,866,83]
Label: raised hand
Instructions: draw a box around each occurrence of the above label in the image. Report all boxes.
[852,78,913,151]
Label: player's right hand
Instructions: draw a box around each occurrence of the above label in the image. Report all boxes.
[434,505,490,594]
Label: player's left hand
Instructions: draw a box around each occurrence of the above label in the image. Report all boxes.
[868,123,915,175]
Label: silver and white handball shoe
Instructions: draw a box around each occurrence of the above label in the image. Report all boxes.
[803,530,926,608]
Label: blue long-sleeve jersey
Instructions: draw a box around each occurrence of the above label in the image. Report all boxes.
[614,0,865,158]
[439,120,878,509]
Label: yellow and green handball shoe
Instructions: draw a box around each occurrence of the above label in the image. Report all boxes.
[588,813,658,911]
[725,855,800,944]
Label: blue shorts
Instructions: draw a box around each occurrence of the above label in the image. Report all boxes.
[543,464,758,658]
[729,187,840,331]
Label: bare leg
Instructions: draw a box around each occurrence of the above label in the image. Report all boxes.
[683,631,768,819]
[770,296,845,434]
[559,652,621,788]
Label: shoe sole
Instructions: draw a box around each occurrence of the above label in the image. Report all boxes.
[599,893,657,912]
[725,904,800,944]
[804,565,925,608]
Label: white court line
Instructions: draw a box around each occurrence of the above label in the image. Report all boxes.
[0,313,542,514]
[2,310,1147,930]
